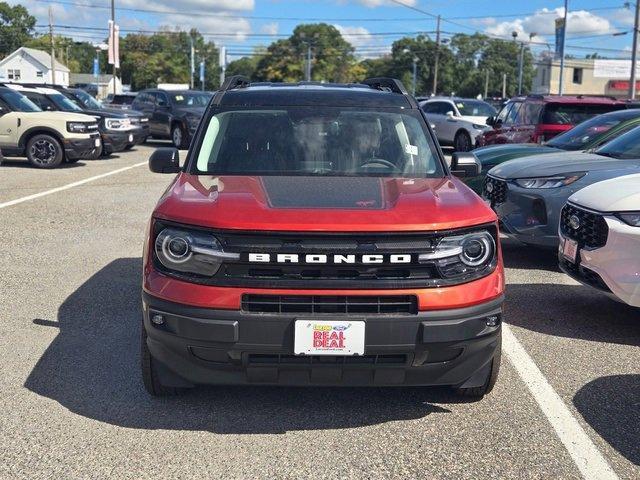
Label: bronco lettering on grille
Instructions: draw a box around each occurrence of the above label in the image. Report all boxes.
[247,253,413,264]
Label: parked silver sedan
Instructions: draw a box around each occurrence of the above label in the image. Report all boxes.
[420,97,495,151]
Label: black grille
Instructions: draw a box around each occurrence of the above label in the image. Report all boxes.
[483,176,507,204]
[248,354,408,365]
[560,204,608,249]
[242,294,418,315]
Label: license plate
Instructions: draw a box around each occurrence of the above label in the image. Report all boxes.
[562,237,578,263]
[128,134,133,142]
[294,320,365,355]
[94,138,101,147]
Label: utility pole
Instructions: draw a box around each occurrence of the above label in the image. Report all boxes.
[412,57,417,96]
[517,42,525,94]
[484,69,490,98]
[49,7,56,85]
[111,0,116,95]
[190,36,195,89]
[502,73,507,98]
[630,0,640,99]
[432,15,441,95]
[558,0,568,95]
[306,45,311,81]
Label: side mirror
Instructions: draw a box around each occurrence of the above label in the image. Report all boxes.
[446,111,454,117]
[486,116,495,126]
[450,152,481,178]
[149,147,180,174]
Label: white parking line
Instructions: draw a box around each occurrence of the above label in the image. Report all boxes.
[0,161,147,210]
[502,324,619,480]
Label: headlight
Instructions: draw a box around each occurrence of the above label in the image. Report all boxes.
[67,121,96,133]
[418,230,497,280]
[472,123,487,130]
[140,117,149,123]
[154,227,239,277]
[617,212,640,226]
[514,173,585,189]
[105,118,131,130]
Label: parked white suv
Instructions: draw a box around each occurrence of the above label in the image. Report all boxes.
[420,97,496,151]
[558,173,640,307]
[0,86,100,168]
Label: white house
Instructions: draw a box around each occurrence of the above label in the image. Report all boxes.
[0,47,70,86]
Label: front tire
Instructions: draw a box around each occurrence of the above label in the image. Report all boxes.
[171,123,189,149]
[141,327,184,396]
[454,347,501,398]
[26,134,64,169]
[453,130,473,152]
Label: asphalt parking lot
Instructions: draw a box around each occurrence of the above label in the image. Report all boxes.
[0,145,638,480]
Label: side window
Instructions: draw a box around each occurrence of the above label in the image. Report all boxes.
[26,93,53,111]
[520,103,543,125]
[496,103,513,124]
[156,93,169,107]
[434,102,452,115]
[421,103,439,114]
[504,102,522,125]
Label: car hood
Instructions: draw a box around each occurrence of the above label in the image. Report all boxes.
[101,107,144,118]
[474,144,560,166]
[82,108,126,118]
[488,152,640,179]
[569,173,640,212]
[459,115,490,125]
[24,111,98,122]
[174,106,206,117]
[153,174,496,232]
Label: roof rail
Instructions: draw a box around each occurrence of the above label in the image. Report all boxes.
[362,77,417,108]
[213,75,251,105]
[362,77,408,95]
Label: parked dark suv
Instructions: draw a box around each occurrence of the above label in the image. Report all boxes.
[476,95,627,146]
[131,89,212,149]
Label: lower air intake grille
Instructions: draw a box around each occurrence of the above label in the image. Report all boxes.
[241,294,418,315]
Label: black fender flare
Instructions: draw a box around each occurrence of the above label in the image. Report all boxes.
[19,127,65,150]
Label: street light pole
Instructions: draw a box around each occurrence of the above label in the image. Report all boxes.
[190,36,195,90]
[306,45,311,81]
[558,0,568,95]
[629,0,640,99]
[432,14,441,95]
[412,57,417,96]
[111,0,116,96]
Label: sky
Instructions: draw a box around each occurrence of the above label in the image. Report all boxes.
[8,0,636,61]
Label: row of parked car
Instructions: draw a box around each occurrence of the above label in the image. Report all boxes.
[449,105,640,308]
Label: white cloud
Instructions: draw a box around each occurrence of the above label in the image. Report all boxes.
[339,0,417,8]
[260,22,279,36]
[334,25,373,48]
[119,0,254,12]
[485,7,613,41]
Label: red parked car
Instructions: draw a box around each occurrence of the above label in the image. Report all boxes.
[142,77,504,398]
[476,94,627,147]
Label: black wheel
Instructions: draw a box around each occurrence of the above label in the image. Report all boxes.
[26,134,64,169]
[453,130,473,152]
[455,346,501,398]
[141,327,183,396]
[171,123,189,149]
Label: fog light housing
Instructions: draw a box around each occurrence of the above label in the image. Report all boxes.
[486,315,500,327]
[151,314,165,325]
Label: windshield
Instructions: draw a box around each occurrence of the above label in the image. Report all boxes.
[193,108,443,178]
[456,100,496,117]
[49,93,84,112]
[0,90,40,112]
[171,92,212,107]
[595,125,640,159]
[110,95,134,105]
[541,103,624,125]
[72,89,102,109]
[546,113,635,151]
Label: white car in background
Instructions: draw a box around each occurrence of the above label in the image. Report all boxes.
[558,173,640,307]
[420,97,495,151]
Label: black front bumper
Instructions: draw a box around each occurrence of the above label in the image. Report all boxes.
[64,133,101,160]
[142,292,503,388]
[129,125,149,146]
[101,130,132,154]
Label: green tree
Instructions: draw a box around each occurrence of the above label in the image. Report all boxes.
[255,23,361,83]
[0,2,36,57]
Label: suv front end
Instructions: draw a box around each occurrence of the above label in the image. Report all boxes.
[142,77,504,397]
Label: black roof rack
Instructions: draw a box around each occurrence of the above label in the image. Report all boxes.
[362,77,408,95]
